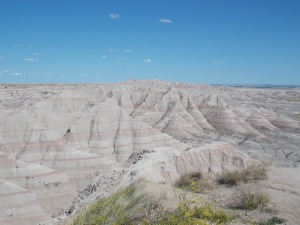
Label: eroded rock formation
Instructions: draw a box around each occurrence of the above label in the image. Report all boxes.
[0,81,299,225]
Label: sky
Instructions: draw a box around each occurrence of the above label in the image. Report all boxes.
[0,0,299,84]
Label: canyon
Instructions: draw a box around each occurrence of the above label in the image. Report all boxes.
[0,80,299,225]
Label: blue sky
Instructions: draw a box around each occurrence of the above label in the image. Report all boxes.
[0,0,299,84]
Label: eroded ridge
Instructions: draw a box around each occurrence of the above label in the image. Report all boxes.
[0,81,299,225]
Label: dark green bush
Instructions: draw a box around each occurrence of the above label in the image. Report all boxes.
[258,217,286,225]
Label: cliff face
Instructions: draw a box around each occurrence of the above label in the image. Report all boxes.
[0,81,299,225]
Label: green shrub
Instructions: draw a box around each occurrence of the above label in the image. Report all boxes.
[218,170,242,186]
[175,174,195,190]
[175,172,213,193]
[258,217,286,225]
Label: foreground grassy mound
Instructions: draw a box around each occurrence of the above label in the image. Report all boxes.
[72,184,231,225]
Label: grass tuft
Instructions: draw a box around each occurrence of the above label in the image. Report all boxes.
[218,170,242,186]
[175,172,213,193]
[258,217,286,225]
[230,185,270,210]
[218,164,268,186]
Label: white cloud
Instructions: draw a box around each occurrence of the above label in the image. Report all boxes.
[109,13,120,19]
[159,18,172,24]
[12,72,22,76]
[102,55,107,58]
[116,62,123,66]
[143,58,152,63]
[124,49,132,53]
[212,61,224,64]
[25,58,38,62]
[2,70,10,73]
[33,52,38,56]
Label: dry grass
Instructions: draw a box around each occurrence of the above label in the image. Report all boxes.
[230,185,270,210]
[175,172,213,193]
[218,164,268,186]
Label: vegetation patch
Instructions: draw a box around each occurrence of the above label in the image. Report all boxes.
[218,164,268,186]
[72,185,141,225]
[258,217,286,225]
[175,172,213,193]
[230,186,270,210]
[142,198,232,225]
[290,113,300,121]
[72,184,231,225]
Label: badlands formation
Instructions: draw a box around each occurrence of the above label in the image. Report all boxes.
[0,80,300,225]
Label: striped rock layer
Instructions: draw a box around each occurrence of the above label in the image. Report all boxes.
[0,81,299,224]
